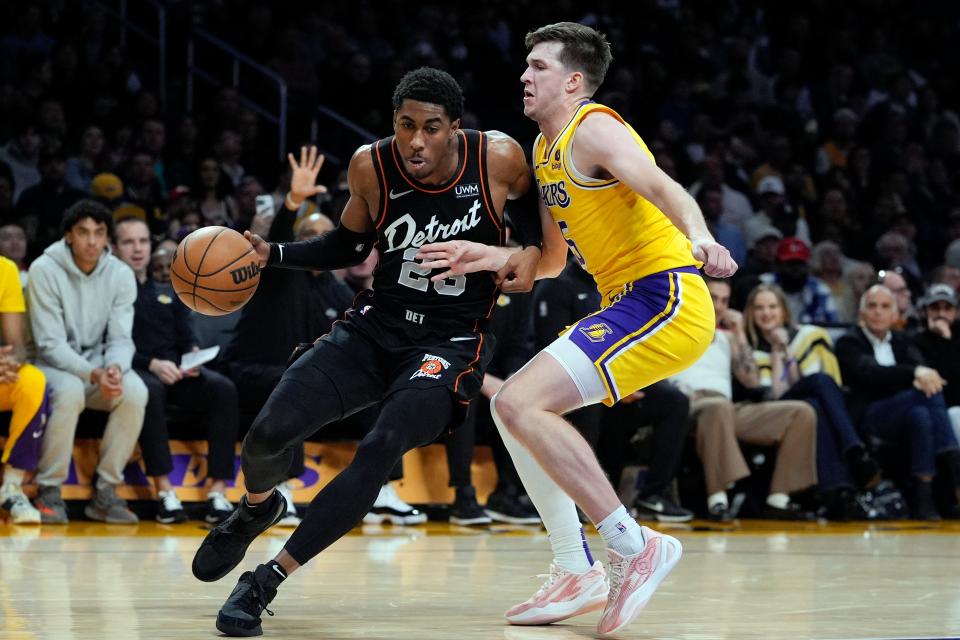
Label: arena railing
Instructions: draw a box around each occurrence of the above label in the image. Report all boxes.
[309,105,379,169]
[186,27,288,161]
[92,0,168,106]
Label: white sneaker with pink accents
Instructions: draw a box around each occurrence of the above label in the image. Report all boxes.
[505,560,609,625]
[597,526,682,635]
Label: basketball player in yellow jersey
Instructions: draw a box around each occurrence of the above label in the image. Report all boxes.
[417,22,736,634]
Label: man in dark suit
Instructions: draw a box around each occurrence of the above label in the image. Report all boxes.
[835,285,960,520]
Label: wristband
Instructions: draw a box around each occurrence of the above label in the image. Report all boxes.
[285,192,302,210]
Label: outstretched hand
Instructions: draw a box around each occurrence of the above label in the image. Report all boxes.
[288,146,328,205]
[692,240,738,278]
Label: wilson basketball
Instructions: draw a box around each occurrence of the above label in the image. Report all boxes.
[170,226,261,316]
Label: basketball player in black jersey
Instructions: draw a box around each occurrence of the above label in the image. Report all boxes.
[190,68,559,636]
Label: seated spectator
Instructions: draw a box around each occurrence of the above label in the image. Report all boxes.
[671,277,818,520]
[744,283,882,513]
[0,223,29,286]
[697,185,747,267]
[0,118,40,202]
[90,172,125,209]
[0,255,49,524]
[27,200,148,524]
[910,284,960,442]
[811,240,857,323]
[929,264,960,297]
[843,261,876,312]
[114,218,239,524]
[124,149,167,235]
[15,149,85,253]
[759,237,840,324]
[195,157,236,227]
[878,267,920,332]
[65,125,108,194]
[149,246,172,284]
[745,175,812,245]
[533,255,694,521]
[836,285,960,520]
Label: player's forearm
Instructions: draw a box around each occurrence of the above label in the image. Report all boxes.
[656,181,715,245]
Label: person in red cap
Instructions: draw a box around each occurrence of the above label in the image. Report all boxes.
[761,236,840,324]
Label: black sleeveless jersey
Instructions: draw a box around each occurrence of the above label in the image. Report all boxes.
[369,129,503,328]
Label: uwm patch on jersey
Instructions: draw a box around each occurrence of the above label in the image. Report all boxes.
[410,354,451,380]
[370,129,503,323]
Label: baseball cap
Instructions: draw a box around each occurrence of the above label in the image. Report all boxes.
[920,283,958,308]
[777,236,811,262]
[745,222,783,247]
[91,173,123,200]
[757,175,786,196]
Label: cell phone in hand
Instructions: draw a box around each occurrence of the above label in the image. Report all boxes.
[255,195,275,217]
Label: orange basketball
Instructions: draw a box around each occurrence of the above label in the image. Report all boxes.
[171,226,261,316]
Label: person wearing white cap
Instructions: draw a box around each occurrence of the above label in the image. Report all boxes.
[745,175,812,247]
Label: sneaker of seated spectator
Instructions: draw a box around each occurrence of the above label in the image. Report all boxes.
[633,492,693,523]
[363,483,427,526]
[449,485,491,526]
[274,481,300,527]
[484,483,541,525]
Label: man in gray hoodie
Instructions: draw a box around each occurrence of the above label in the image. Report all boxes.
[27,200,147,523]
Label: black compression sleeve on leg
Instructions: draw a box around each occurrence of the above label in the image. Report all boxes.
[266,224,376,271]
[505,175,543,251]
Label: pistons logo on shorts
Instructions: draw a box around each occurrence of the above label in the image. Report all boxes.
[579,322,613,343]
[410,354,452,380]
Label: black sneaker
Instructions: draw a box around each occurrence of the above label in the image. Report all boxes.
[216,564,282,637]
[634,493,694,523]
[846,446,881,490]
[762,502,817,521]
[192,491,287,583]
[707,502,734,522]
[449,486,491,525]
[909,479,941,521]
[484,490,541,525]
[156,490,187,524]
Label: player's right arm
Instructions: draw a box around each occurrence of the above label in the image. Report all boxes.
[245,145,376,271]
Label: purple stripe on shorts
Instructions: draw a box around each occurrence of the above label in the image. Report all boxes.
[5,388,50,471]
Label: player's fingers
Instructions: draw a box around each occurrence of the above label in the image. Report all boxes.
[307,145,316,169]
[314,152,325,173]
[418,241,455,254]
[288,153,297,171]
[415,249,450,261]
[300,146,308,167]
[419,259,449,270]
[310,184,328,195]
[429,270,455,282]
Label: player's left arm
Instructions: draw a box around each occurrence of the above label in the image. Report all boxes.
[572,114,737,278]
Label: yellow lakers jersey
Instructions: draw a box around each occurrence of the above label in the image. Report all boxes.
[534,102,696,305]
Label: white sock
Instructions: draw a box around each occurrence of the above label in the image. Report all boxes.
[491,395,593,573]
[707,491,728,510]
[2,467,25,491]
[766,493,789,509]
[597,505,646,556]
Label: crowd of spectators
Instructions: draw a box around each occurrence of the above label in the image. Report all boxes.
[3,1,960,524]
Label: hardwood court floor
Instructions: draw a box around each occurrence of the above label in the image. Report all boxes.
[2,519,959,640]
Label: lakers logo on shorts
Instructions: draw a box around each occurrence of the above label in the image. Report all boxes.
[579,322,613,343]
[410,354,451,380]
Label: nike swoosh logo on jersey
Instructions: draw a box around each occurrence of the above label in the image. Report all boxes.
[450,336,477,342]
[389,189,414,200]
